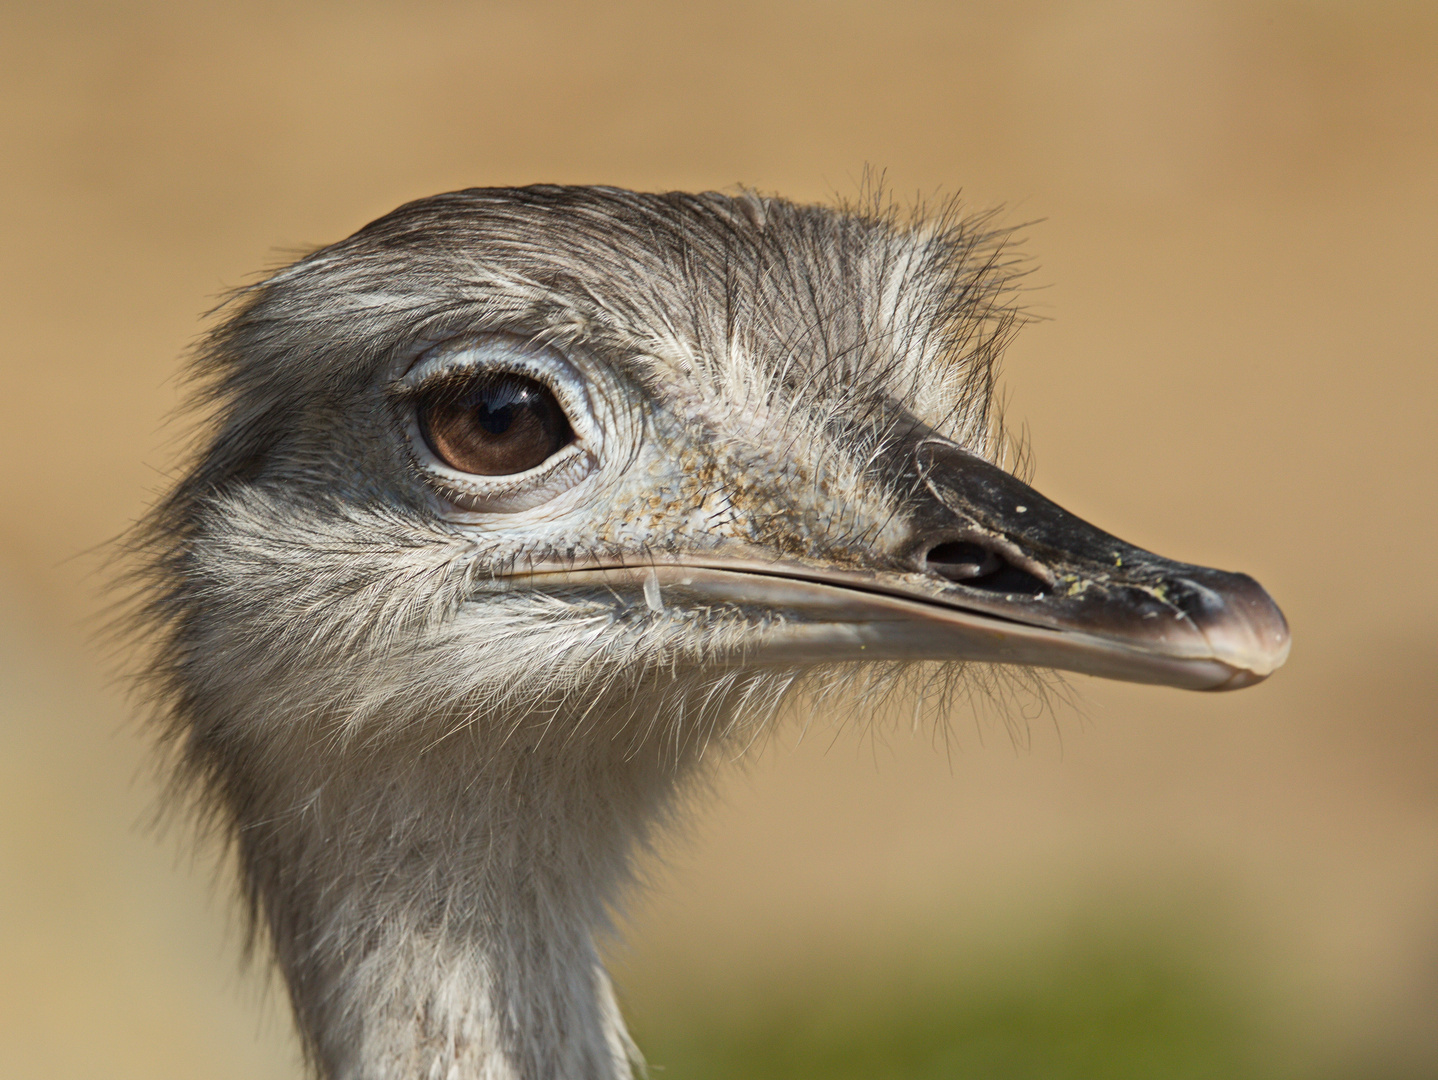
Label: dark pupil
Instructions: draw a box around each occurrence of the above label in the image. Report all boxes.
[475,399,517,435]
[420,374,574,476]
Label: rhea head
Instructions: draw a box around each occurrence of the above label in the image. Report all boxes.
[138,186,1288,1080]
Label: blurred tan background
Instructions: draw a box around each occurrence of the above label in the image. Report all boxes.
[1,2,1434,1077]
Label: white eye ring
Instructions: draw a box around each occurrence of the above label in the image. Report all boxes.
[400,334,602,513]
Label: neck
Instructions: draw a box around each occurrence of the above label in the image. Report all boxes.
[231,714,700,1080]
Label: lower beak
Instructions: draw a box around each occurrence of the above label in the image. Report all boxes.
[515,558,1285,691]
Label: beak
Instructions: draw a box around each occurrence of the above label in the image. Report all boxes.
[511,434,1290,692]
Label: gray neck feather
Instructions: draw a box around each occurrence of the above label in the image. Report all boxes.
[238,710,699,1079]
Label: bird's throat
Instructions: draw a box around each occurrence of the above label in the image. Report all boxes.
[239,721,692,1080]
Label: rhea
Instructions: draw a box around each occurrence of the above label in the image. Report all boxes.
[134,186,1288,1079]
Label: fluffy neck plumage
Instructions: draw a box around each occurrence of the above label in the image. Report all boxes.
[232,709,703,1080]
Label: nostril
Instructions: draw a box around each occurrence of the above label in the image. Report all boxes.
[925,541,1003,580]
[923,540,1048,597]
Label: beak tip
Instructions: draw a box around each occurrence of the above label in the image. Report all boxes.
[1193,578,1291,691]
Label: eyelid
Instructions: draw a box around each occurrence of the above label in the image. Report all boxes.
[401,334,582,391]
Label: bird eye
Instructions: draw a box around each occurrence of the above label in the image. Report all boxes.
[417,373,575,476]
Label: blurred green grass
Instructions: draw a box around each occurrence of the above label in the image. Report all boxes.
[623,925,1287,1080]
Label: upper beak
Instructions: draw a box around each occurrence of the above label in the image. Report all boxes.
[860,435,1293,689]
[509,432,1290,692]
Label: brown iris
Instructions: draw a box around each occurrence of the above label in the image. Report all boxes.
[417,372,574,476]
